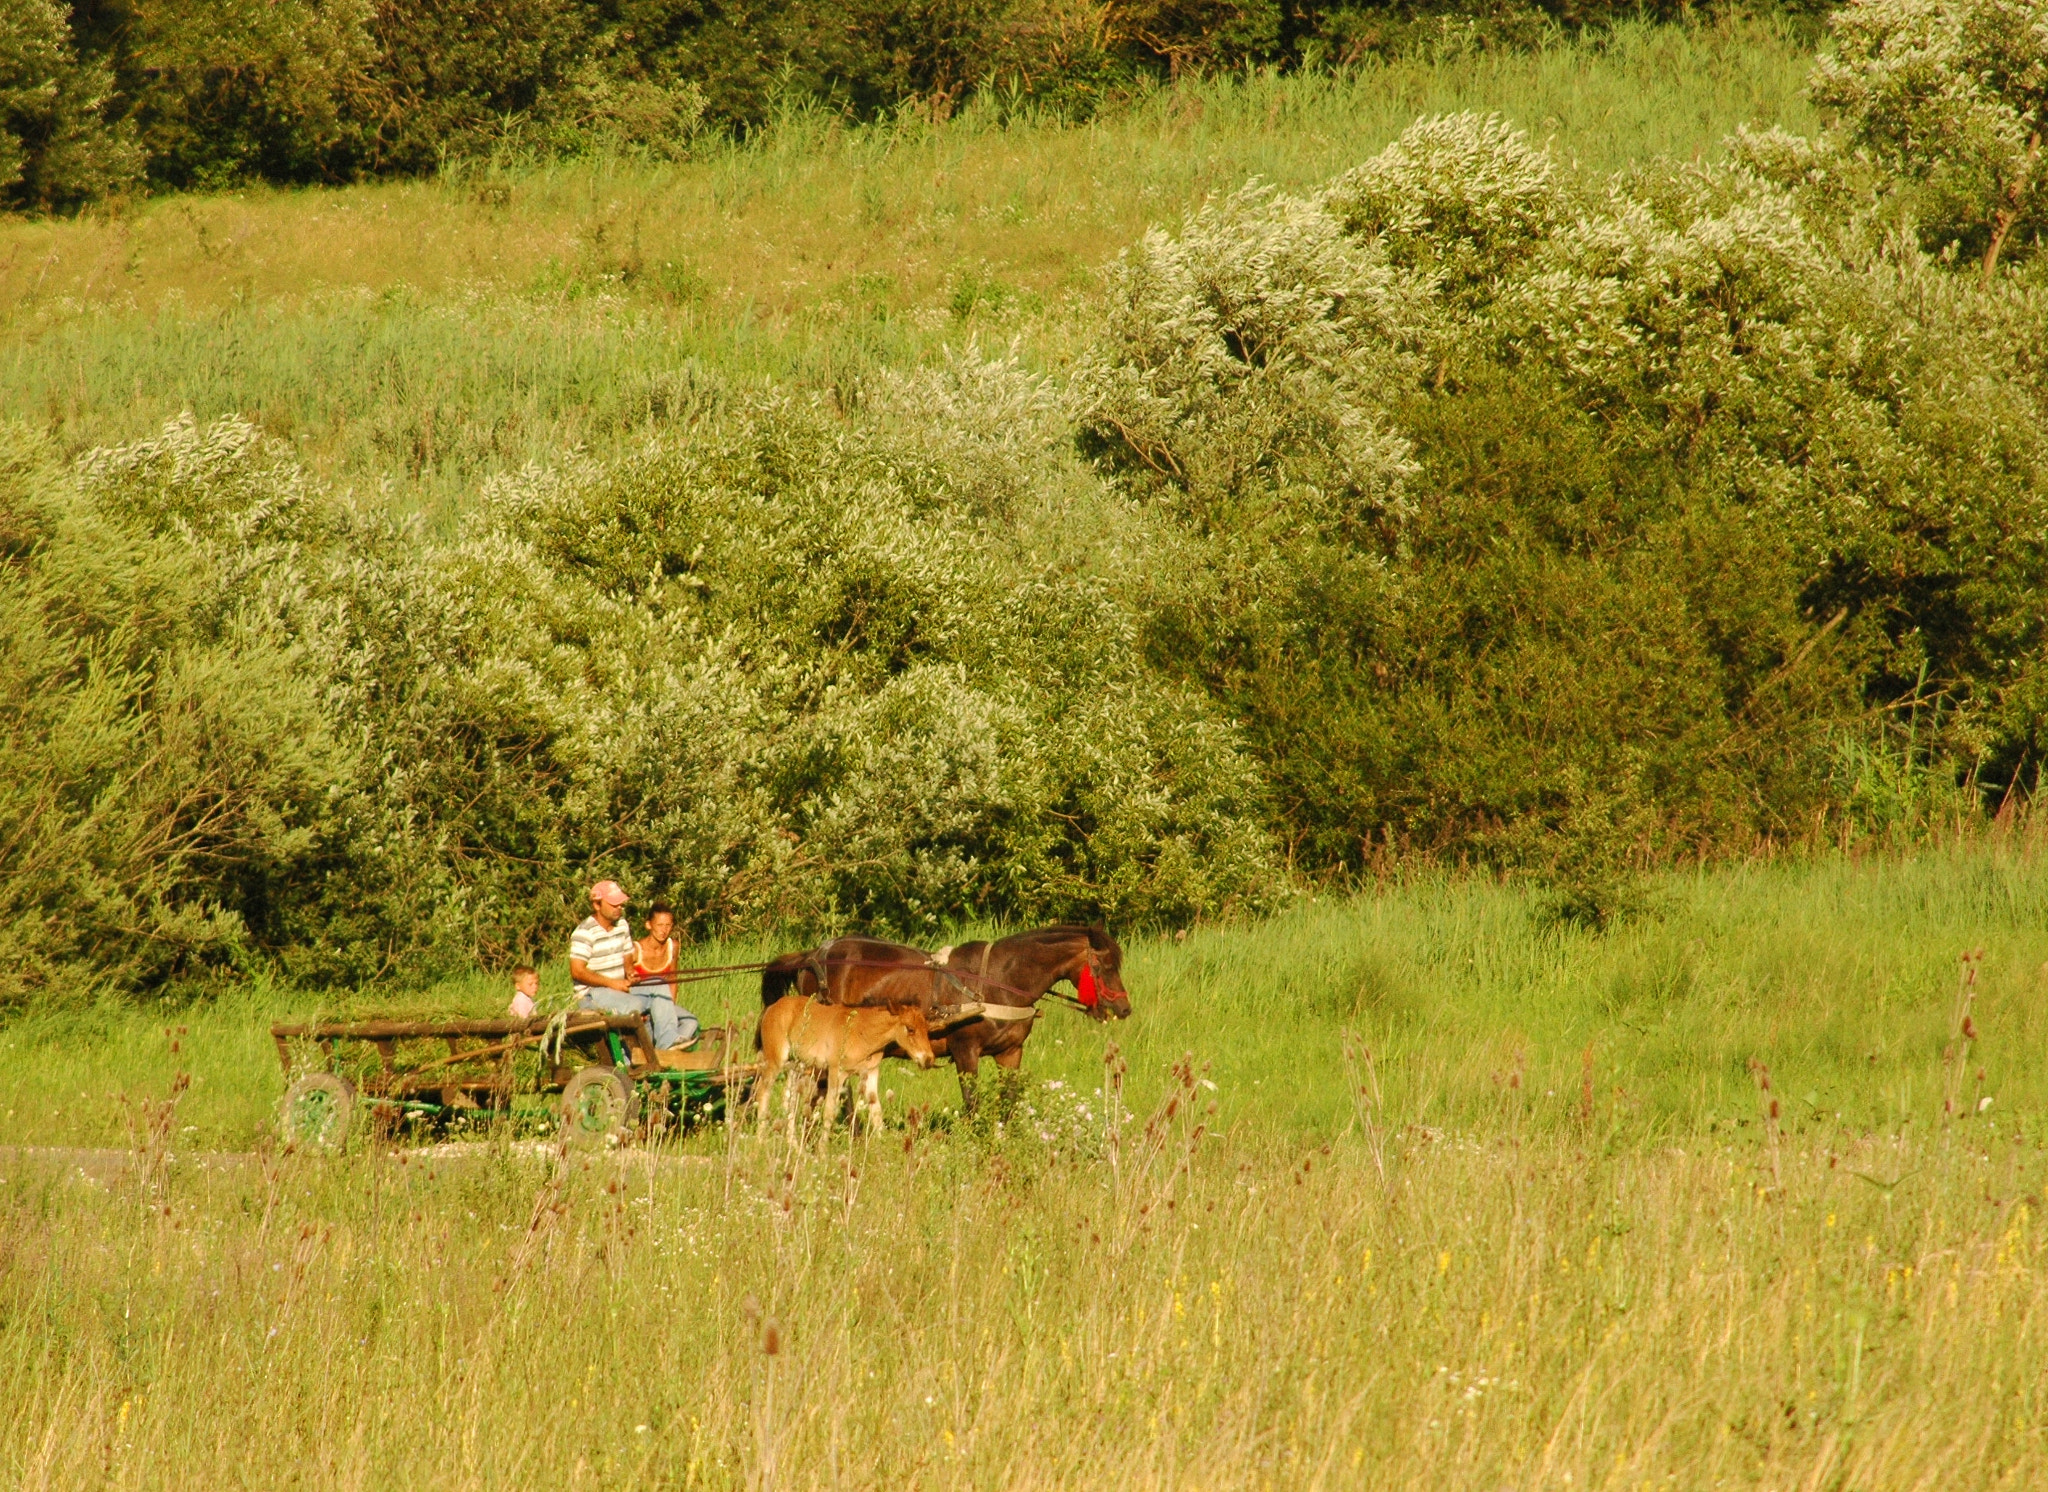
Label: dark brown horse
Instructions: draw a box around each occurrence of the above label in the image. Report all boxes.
[759,925,1131,1102]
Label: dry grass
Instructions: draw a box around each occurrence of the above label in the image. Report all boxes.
[3,1114,2040,1488]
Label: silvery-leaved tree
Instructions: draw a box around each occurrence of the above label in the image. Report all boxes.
[1810,0,2048,279]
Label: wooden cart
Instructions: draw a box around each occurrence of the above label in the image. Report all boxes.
[269,1012,753,1150]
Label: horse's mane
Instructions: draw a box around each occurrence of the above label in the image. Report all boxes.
[997,923,1119,958]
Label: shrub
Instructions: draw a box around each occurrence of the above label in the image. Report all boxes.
[3,366,1286,1000]
[1072,111,2048,876]
[0,420,359,1002]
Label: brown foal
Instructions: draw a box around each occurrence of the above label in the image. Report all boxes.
[754,995,935,1140]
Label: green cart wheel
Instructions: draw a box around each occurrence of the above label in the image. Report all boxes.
[280,1073,356,1153]
[559,1067,637,1147]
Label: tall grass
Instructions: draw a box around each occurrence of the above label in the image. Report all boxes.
[6,846,2045,1485]
[0,21,1816,518]
[15,1132,2046,1487]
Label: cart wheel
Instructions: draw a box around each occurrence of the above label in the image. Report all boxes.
[280,1073,356,1153]
[559,1068,637,1146]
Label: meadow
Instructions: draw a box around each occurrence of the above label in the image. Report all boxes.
[5,842,2048,1487]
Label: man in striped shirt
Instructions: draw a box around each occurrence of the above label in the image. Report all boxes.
[570,880,690,1052]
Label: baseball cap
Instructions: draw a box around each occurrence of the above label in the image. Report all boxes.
[589,880,629,905]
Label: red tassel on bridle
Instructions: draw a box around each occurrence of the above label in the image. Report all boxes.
[1077,962,1100,1009]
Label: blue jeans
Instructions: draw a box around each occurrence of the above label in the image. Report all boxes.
[580,986,700,1049]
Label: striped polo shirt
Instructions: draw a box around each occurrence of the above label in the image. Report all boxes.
[570,913,634,998]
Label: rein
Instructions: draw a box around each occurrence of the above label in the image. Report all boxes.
[660,960,781,986]
[639,943,1115,1019]
[809,950,1044,1005]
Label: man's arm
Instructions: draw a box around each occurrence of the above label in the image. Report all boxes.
[569,957,632,994]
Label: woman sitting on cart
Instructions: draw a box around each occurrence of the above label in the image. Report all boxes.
[629,904,700,1047]
[570,882,699,1053]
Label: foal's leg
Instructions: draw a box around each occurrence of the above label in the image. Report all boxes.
[784,1064,808,1147]
[858,1060,885,1131]
[753,1059,781,1130]
[819,1068,848,1147]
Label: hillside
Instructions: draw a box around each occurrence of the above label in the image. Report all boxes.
[5,6,2048,998]
[1,25,1814,511]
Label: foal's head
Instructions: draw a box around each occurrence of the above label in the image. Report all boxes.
[892,1005,937,1068]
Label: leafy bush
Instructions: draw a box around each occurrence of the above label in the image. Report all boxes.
[123,0,383,188]
[2,366,1285,1000]
[1073,110,2048,881]
[1808,0,2046,277]
[0,420,357,1002]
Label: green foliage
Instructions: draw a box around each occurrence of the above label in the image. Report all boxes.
[0,420,355,1002]
[1,3,1829,202]
[0,0,136,208]
[2,366,1284,999]
[118,0,383,188]
[368,0,707,170]
[1808,0,2046,276]
[110,0,708,187]
[1073,110,2048,876]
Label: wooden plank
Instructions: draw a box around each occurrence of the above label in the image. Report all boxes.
[269,1015,641,1041]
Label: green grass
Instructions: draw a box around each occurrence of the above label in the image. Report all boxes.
[0,20,1817,520]
[8,841,2044,1150]
[6,844,2048,1488]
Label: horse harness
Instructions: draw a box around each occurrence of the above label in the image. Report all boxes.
[930,943,1035,1022]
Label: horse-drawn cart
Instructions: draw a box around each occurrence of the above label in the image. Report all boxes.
[270,1012,753,1150]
